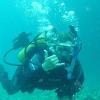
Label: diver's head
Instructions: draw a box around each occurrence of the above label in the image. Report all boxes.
[45,28,75,63]
[36,27,77,64]
[55,41,74,64]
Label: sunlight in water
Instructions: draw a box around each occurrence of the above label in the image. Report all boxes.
[15,0,79,32]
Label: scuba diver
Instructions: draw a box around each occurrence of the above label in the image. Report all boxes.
[0,25,84,100]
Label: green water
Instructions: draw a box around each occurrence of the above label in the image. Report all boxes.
[0,0,100,99]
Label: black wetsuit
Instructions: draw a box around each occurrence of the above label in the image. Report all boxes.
[1,50,84,98]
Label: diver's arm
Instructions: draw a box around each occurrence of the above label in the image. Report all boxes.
[17,43,36,63]
[69,25,77,37]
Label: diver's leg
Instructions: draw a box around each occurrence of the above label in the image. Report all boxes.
[56,60,84,100]
[71,60,84,94]
[0,64,20,94]
[55,84,72,100]
[56,88,75,100]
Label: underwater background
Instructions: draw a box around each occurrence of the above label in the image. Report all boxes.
[0,0,100,99]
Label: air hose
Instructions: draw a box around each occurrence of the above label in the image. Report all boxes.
[3,48,23,67]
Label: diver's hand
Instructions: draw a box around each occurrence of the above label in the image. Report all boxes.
[42,50,65,72]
